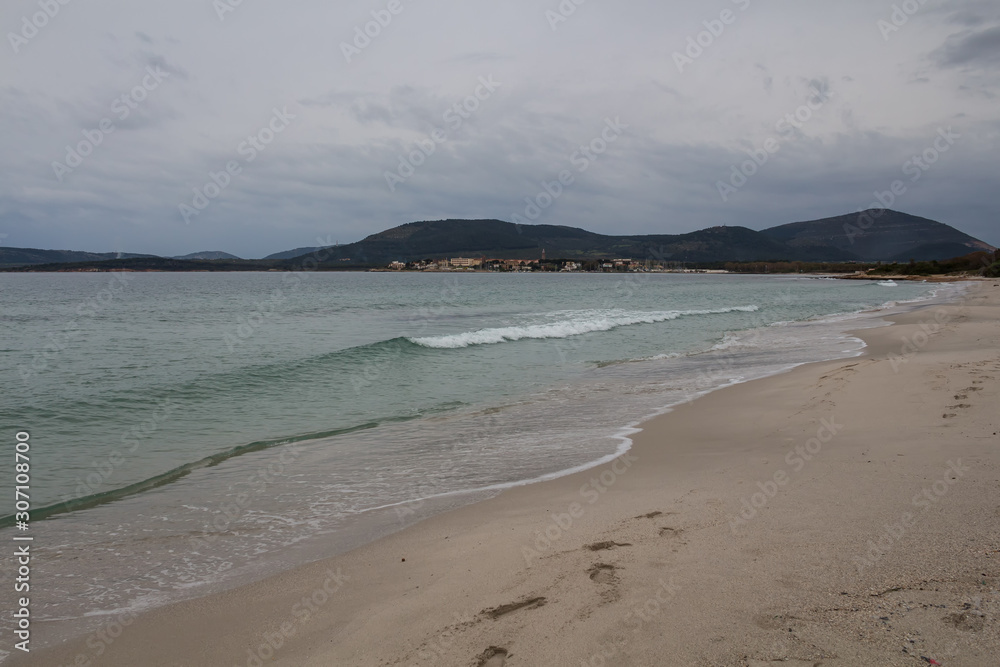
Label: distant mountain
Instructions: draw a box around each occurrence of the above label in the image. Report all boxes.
[1,257,271,272]
[172,251,242,260]
[264,247,328,260]
[761,209,994,262]
[0,247,156,267]
[0,247,242,266]
[5,210,992,270]
[268,218,858,265]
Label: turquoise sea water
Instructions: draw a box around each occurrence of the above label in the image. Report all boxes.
[0,271,952,649]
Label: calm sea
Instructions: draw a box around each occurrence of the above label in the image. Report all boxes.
[0,271,956,651]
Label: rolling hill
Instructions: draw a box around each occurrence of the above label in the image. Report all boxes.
[0,248,241,268]
[266,210,991,265]
[0,248,156,268]
[172,251,242,260]
[4,209,993,269]
[264,219,851,265]
[760,209,993,262]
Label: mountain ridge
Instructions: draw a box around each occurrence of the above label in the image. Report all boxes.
[262,209,993,265]
[0,248,157,267]
[172,251,242,260]
[2,210,993,267]
[760,209,992,262]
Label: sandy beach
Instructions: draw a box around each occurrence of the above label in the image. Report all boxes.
[19,282,1000,667]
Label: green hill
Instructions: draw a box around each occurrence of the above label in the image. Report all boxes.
[0,248,156,268]
[268,219,853,265]
[761,209,993,262]
[5,209,993,270]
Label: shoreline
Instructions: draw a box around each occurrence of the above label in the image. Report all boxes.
[4,279,944,529]
[14,282,1000,666]
[3,267,990,281]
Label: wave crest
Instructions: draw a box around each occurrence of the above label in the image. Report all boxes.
[409,305,759,349]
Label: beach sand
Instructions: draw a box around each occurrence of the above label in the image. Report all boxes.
[18,283,1000,666]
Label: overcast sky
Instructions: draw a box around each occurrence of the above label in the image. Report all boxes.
[1,0,998,258]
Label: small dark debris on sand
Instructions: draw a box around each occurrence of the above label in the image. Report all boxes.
[476,646,509,666]
[483,597,547,620]
[585,541,632,551]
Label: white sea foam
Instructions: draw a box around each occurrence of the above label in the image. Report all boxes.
[409,305,760,349]
[709,332,746,351]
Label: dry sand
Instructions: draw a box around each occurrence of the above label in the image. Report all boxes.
[18,282,1000,667]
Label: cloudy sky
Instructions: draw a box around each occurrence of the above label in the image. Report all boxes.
[1,0,998,258]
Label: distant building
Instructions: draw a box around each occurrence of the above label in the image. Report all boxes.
[450,257,482,267]
[388,261,406,270]
[424,260,449,269]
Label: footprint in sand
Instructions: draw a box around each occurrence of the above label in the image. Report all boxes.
[588,563,617,585]
[944,611,985,632]
[949,404,973,410]
[659,526,683,538]
[482,597,546,620]
[588,563,621,603]
[585,541,631,552]
[476,646,509,666]
[943,413,957,419]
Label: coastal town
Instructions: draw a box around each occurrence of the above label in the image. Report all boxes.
[382,256,730,273]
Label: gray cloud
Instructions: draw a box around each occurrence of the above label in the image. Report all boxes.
[937,0,1000,26]
[0,0,997,257]
[932,25,1000,67]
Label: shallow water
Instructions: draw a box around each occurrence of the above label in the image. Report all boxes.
[0,271,952,652]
